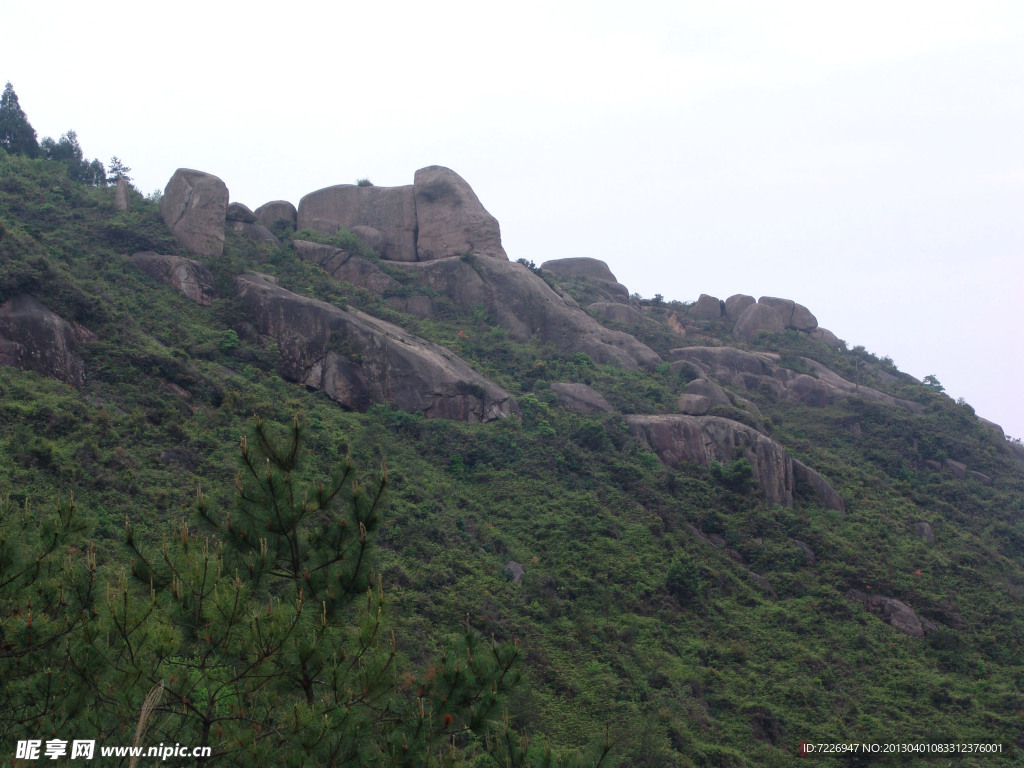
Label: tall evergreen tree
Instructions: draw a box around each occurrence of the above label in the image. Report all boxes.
[0,82,38,157]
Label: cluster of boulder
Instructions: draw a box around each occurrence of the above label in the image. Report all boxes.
[7,162,1012,527]
[690,291,845,349]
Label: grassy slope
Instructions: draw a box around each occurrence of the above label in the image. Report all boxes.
[1,151,1023,766]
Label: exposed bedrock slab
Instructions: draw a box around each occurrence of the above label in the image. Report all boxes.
[235,273,517,421]
[625,414,843,510]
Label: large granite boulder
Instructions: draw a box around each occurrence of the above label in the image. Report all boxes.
[130,252,217,306]
[254,200,297,232]
[0,296,89,387]
[625,414,843,510]
[540,257,630,302]
[226,202,277,242]
[297,184,418,262]
[667,346,924,414]
[692,294,723,320]
[160,169,229,257]
[550,382,613,414]
[724,294,755,321]
[388,256,660,369]
[226,202,258,223]
[413,166,507,261]
[732,302,786,340]
[588,302,646,328]
[757,297,817,331]
[541,257,619,283]
[847,590,935,637]
[234,274,517,421]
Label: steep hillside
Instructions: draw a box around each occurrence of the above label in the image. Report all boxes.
[1,147,1023,767]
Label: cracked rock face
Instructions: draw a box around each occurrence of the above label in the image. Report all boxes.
[160,169,229,257]
[234,273,518,422]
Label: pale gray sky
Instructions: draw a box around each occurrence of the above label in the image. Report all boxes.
[4,0,1023,439]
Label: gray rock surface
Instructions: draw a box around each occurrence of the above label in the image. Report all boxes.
[226,202,258,223]
[625,414,843,510]
[254,200,297,232]
[732,302,786,340]
[351,225,385,253]
[588,302,646,328]
[550,382,614,413]
[914,522,936,544]
[541,257,631,302]
[677,394,712,415]
[502,561,526,583]
[114,177,130,212]
[297,184,418,262]
[540,257,620,283]
[0,296,89,387]
[724,294,755,321]
[292,240,399,294]
[848,589,935,638]
[692,294,723,320]
[160,169,229,257]
[235,273,517,421]
[668,346,924,414]
[388,256,660,369]
[130,252,217,306]
[414,166,507,261]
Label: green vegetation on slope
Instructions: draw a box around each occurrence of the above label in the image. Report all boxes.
[1,138,1023,767]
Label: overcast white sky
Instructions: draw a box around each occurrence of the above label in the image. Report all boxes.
[4,0,1023,439]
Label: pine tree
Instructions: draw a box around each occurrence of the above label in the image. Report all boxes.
[82,416,525,766]
[0,82,38,157]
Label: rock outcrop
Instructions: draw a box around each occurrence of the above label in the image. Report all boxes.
[550,382,613,414]
[387,256,660,369]
[235,273,517,422]
[731,296,818,340]
[160,169,229,257]
[667,346,924,414]
[292,240,399,295]
[114,177,130,212]
[130,252,217,306]
[587,302,646,328]
[625,414,843,510]
[541,258,630,303]
[295,166,508,264]
[847,589,935,637]
[724,294,755,321]
[254,200,297,232]
[0,296,89,387]
[413,166,507,261]
[692,294,723,320]
[297,184,418,262]
[225,203,277,243]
